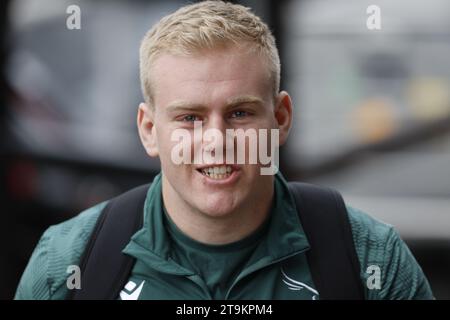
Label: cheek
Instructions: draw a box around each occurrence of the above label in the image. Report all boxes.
[156,126,196,168]
[154,126,174,162]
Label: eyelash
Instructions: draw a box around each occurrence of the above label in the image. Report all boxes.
[182,115,201,122]
[230,110,249,118]
[178,110,251,123]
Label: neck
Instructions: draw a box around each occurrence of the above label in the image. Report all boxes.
[161,175,274,245]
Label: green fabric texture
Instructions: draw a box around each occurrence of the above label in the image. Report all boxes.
[348,206,433,299]
[14,201,106,300]
[121,173,314,300]
[163,206,269,299]
[14,172,433,300]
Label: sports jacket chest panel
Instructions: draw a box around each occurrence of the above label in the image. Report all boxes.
[122,251,316,300]
[122,173,317,300]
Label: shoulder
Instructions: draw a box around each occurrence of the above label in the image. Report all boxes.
[346,205,395,259]
[14,201,107,300]
[346,205,434,300]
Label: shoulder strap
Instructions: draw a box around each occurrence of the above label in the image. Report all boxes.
[67,183,149,300]
[288,182,365,300]
[68,181,363,300]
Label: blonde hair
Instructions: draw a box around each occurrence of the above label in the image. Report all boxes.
[139,0,280,106]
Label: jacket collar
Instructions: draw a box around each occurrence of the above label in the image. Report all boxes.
[123,171,310,275]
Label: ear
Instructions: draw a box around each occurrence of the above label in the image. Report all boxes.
[137,102,159,157]
[274,91,293,146]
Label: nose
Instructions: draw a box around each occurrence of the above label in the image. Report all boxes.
[202,114,233,163]
[205,113,227,133]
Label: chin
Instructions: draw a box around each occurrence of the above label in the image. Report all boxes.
[195,195,239,218]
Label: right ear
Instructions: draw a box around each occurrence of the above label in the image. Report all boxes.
[137,102,159,157]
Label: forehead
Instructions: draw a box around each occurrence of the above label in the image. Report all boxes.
[149,46,272,109]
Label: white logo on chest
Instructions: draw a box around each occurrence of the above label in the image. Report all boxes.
[120,280,145,300]
[281,268,319,300]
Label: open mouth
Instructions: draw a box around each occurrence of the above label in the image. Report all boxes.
[196,165,234,180]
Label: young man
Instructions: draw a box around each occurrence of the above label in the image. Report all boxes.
[15,1,433,300]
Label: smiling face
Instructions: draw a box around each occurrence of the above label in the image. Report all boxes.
[138,45,292,219]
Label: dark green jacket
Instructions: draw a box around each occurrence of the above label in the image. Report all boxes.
[15,172,433,300]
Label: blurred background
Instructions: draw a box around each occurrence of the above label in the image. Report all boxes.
[0,0,449,299]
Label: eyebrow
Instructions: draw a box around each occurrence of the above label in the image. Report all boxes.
[165,95,264,113]
[226,95,265,108]
[166,101,208,113]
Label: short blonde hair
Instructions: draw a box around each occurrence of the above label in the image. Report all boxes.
[139,0,280,106]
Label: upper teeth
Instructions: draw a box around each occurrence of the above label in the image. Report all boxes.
[202,165,232,175]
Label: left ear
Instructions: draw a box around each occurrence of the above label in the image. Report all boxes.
[274,91,293,146]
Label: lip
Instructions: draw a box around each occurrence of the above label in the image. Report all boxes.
[195,165,241,187]
[194,163,241,171]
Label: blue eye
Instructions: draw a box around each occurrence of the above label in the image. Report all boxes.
[183,115,200,122]
[231,110,248,118]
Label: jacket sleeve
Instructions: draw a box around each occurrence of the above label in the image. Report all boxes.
[376,227,434,299]
[14,227,53,300]
[346,206,434,300]
[14,202,106,300]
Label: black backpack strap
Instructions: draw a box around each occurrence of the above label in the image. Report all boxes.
[288,182,365,300]
[67,183,150,300]
[67,180,363,300]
